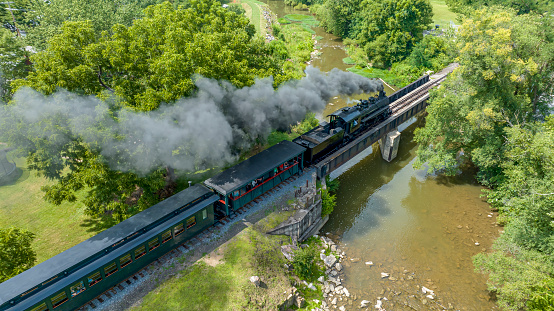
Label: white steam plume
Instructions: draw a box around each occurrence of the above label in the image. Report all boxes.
[1,67,383,174]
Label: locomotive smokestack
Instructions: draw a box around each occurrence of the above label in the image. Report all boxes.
[2,67,382,174]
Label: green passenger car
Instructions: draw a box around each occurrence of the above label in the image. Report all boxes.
[204,140,306,216]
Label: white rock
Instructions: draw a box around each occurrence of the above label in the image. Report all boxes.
[343,288,350,297]
[321,253,327,260]
[331,245,337,252]
[421,286,434,295]
[324,255,337,268]
[380,272,390,278]
[318,276,325,283]
[339,306,346,311]
[360,300,370,308]
[308,283,317,290]
[331,297,337,305]
[426,294,434,300]
[331,270,338,276]
[249,276,260,286]
[375,299,382,309]
[365,261,374,266]
[475,242,480,246]
[329,283,335,292]
[335,263,343,271]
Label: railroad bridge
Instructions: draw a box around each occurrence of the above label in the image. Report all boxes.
[315,63,458,179]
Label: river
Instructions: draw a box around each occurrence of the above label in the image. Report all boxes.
[260,1,500,309]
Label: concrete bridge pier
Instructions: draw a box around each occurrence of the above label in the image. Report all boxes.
[379,130,401,162]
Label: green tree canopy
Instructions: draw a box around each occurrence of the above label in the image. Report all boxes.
[414,8,554,185]
[0,28,27,101]
[446,0,554,15]
[23,0,148,50]
[14,0,280,111]
[355,0,433,68]
[0,227,36,282]
[5,0,284,221]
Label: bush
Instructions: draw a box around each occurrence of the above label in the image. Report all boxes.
[292,245,318,280]
[321,188,336,217]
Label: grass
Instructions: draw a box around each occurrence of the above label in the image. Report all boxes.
[0,157,101,264]
[283,14,314,22]
[278,17,291,24]
[133,211,295,311]
[240,0,265,34]
[429,0,458,28]
[342,57,356,65]
[347,66,407,88]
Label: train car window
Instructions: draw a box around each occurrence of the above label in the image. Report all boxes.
[148,238,159,251]
[104,262,118,277]
[202,209,207,220]
[70,281,85,297]
[161,230,172,243]
[120,254,132,268]
[174,223,184,236]
[88,271,102,287]
[186,216,196,229]
[28,302,48,311]
[134,245,146,259]
[51,291,68,308]
[233,190,239,197]
[21,287,38,297]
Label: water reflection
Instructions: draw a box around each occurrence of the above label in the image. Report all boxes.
[322,118,499,310]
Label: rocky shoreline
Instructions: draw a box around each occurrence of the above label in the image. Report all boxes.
[280,234,457,311]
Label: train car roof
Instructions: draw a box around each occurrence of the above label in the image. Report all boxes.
[328,107,361,123]
[204,140,306,195]
[0,184,213,306]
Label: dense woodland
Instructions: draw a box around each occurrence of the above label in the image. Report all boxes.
[0,0,553,309]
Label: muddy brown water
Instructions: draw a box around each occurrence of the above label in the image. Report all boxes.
[260,2,500,309]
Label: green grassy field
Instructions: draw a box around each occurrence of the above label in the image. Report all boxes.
[132,211,296,311]
[347,66,406,88]
[0,158,101,264]
[430,0,458,28]
[240,0,265,34]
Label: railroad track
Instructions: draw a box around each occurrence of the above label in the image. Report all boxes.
[77,174,303,311]
[389,74,448,114]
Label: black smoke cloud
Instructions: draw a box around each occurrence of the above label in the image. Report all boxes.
[1,67,382,174]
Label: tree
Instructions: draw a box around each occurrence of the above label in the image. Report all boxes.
[0,227,36,282]
[473,117,554,310]
[0,28,28,101]
[5,0,283,220]
[14,1,280,111]
[414,8,554,186]
[353,0,434,68]
[23,0,147,50]
[312,0,362,38]
[446,0,554,15]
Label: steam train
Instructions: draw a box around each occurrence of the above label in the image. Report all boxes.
[0,75,429,311]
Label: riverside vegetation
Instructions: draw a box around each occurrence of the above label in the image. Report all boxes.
[0,0,317,280]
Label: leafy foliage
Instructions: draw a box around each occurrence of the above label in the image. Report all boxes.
[14,1,281,111]
[414,8,554,186]
[321,188,336,217]
[445,0,554,15]
[0,227,36,282]
[292,245,319,280]
[5,0,285,220]
[0,28,28,101]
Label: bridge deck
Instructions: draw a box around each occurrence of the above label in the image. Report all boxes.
[314,64,458,178]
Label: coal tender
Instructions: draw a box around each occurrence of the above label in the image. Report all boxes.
[293,90,390,164]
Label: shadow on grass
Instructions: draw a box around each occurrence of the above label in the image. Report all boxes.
[79,215,119,234]
[0,167,29,187]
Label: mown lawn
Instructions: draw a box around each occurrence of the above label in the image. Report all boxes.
[240,0,265,34]
[132,211,295,311]
[430,0,458,28]
[0,157,101,264]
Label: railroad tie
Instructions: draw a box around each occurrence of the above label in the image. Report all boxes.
[118,284,125,291]
[97,297,104,303]
[89,302,96,309]
[126,279,132,285]
[138,272,145,277]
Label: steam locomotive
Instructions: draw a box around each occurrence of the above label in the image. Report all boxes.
[0,75,430,311]
[294,90,390,163]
